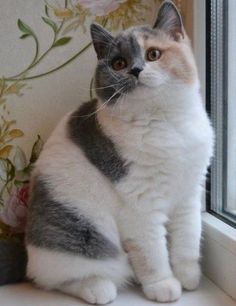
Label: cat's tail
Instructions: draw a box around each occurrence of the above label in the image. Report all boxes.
[0,239,27,285]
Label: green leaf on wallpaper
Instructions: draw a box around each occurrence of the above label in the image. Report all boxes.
[17,19,35,37]
[8,129,24,138]
[42,17,58,33]
[14,179,29,188]
[20,34,30,39]
[0,158,15,182]
[14,147,27,171]
[53,36,72,47]
[0,146,13,159]
[29,135,44,164]
[45,5,49,17]
[0,159,7,181]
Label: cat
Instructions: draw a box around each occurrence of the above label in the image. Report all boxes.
[24,0,214,304]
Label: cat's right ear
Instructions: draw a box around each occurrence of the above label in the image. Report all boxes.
[90,23,114,59]
[153,0,184,41]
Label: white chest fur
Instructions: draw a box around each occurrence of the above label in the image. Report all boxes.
[98,87,214,213]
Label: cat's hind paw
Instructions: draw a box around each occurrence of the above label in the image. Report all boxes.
[174,261,201,291]
[78,277,117,305]
[142,276,182,302]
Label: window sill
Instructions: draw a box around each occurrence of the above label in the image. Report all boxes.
[202,212,236,300]
[0,276,235,306]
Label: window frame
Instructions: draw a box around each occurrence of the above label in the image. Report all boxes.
[193,0,236,300]
[205,0,236,228]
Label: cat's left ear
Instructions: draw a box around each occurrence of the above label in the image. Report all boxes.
[153,0,184,41]
[90,23,114,59]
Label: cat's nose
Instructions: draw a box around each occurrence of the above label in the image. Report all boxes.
[129,67,143,78]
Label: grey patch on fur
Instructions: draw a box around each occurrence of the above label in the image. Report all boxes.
[138,25,158,36]
[0,239,27,285]
[26,178,119,259]
[67,99,129,182]
[90,23,114,60]
[90,23,145,104]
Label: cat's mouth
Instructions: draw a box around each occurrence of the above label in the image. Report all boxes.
[106,78,143,103]
[120,78,139,93]
[137,81,146,88]
[138,76,163,88]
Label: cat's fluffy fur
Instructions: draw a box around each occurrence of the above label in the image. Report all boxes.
[26,1,214,304]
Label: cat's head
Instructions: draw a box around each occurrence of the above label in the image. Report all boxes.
[90,0,198,108]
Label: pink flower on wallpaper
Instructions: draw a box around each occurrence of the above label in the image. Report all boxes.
[17,185,29,205]
[0,185,29,232]
[78,0,127,16]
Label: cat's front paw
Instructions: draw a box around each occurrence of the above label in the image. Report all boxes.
[173,261,201,291]
[142,276,182,302]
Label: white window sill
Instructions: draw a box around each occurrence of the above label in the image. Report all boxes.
[0,276,235,306]
[202,212,236,300]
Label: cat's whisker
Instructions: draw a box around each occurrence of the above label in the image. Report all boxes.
[72,86,126,119]
[63,80,128,95]
[93,76,129,91]
[117,91,128,117]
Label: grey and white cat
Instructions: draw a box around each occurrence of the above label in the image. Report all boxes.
[25,1,214,304]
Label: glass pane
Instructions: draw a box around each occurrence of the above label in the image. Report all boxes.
[225,0,236,217]
[207,0,236,226]
[208,0,226,218]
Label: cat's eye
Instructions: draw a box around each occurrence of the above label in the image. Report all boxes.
[146,48,161,61]
[111,57,127,71]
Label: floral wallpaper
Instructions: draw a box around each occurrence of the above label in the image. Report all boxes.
[0,0,158,238]
[0,0,192,242]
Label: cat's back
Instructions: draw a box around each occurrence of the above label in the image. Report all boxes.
[36,99,99,173]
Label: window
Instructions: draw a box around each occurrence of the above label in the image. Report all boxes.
[194,1,236,299]
[206,0,236,227]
